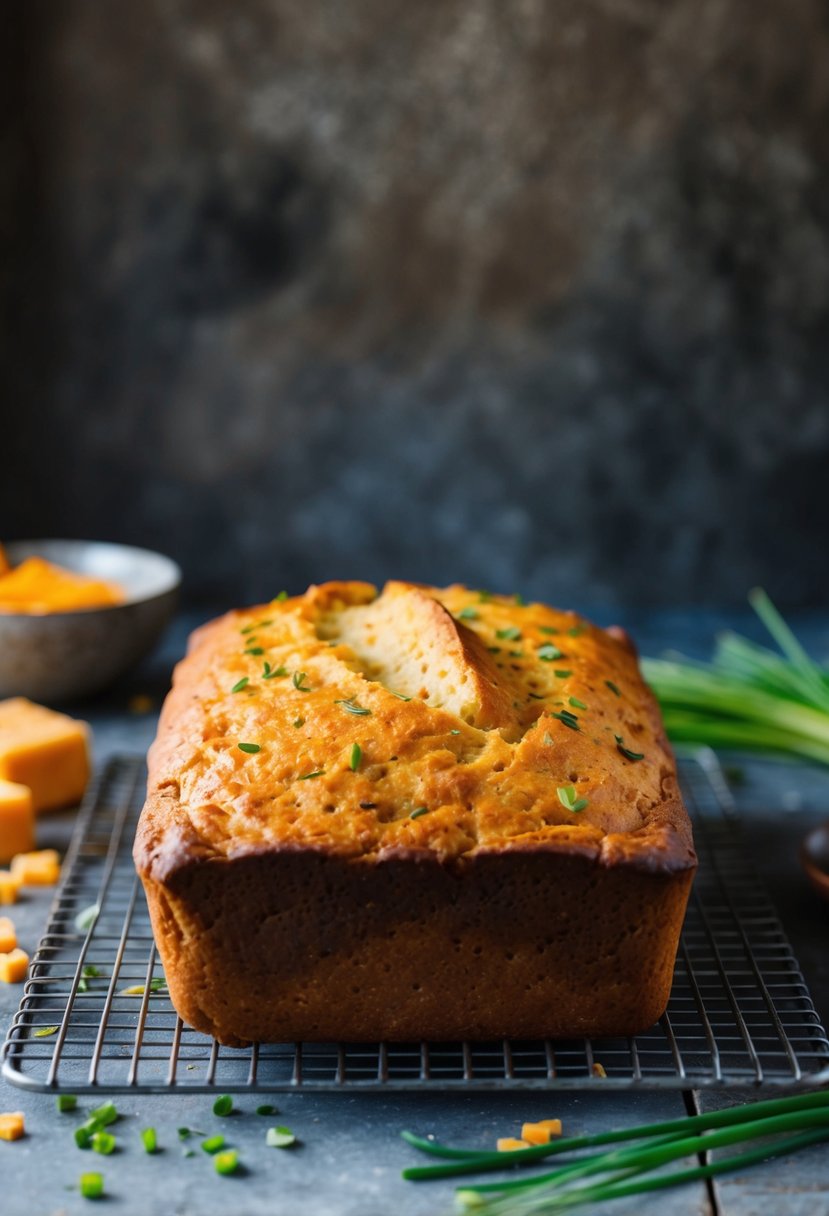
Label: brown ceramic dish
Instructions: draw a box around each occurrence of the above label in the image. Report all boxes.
[0,540,180,702]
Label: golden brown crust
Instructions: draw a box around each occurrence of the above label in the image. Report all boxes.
[134,581,696,1045]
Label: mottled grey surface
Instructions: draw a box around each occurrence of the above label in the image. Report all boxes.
[4,1,829,608]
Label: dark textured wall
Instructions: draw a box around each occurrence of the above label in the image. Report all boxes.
[4,1,829,608]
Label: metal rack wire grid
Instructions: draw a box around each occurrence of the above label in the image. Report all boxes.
[3,751,828,1094]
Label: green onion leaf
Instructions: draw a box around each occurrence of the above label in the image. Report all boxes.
[212,1095,233,1117]
[231,677,249,694]
[349,743,362,772]
[266,1126,297,1148]
[237,742,261,754]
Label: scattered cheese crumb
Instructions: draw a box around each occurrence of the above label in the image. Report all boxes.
[496,1137,530,1151]
[0,948,29,983]
[0,917,16,953]
[0,1113,25,1141]
[592,1062,607,1078]
[11,849,61,886]
[0,872,21,906]
[521,1119,562,1144]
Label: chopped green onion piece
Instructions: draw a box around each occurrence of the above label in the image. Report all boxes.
[79,1172,104,1200]
[212,1094,234,1117]
[569,697,588,710]
[557,784,589,813]
[410,807,429,820]
[539,626,558,635]
[241,619,272,635]
[74,904,99,933]
[292,671,311,691]
[550,712,580,731]
[214,1150,240,1176]
[178,1127,199,1140]
[538,643,564,661]
[496,627,521,641]
[554,669,572,678]
[231,677,249,693]
[509,650,524,659]
[450,729,461,735]
[457,607,479,620]
[263,662,288,679]
[75,1126,93,1149]
[334,698,371,715]
[120,978,167,995]
[568,624,587,636]
[57,1094,78,1113]
[201,1134,225,1154]
[297,770,325,781]
[256,1104,278,1116]
[243,647,265,656]
[91,1131,116,1156]
[349,743,362,772]
[266,1126,297,1148]
[88,1102,118,1128]
[141,1127,157,1153]
[605,679,621,696]
[237,742,261,754]
[34,1025,58,1038]
[616,734,645,761]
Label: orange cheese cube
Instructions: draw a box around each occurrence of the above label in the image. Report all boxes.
[0,917,16,953]
[0,781,35,862]
[0,871,21,905]
[0,1113,25,1141]
[521,1120,562,1144]
[11,849,60,886]
[0,699,89,812]
[0,948,29,983]
[496,1138,530,1151]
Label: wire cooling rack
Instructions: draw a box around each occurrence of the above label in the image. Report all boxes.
[2,751,828,1094]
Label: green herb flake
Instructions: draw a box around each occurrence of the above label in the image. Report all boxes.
[569,697,588,710]
[297,770,325,781]
[78,963,103,993]
[292,670,311,692]
[263,662,288,679]
[615,735,645,762]
[487,646,502,654]
[528,692,546,700]
[568,624,587,637]
[275,590,288,602]
[57,1094,78,1113]
[550,711,580,731]
[231,677,250,694]
[539,626,559,635]
[605,679,621,697]
[450,728,461,735]
[509,650,524,659]
[457,607,479,620]
[410,807,429,820]
[202,1134,225,1155]
[214,1149,240,1176]
[538,643,565,662]
[120,977,167,996]
[557,784,590,813]
[213,1094,234,1117]
[388,690,411,701]
[543,732,554,746]
[33,1025,58,1038]
[141,1127,158,1153]
[256,1104,278,1116]
[334,698,371,716]
[182,1148,196,1158]
[349,743,362,772]
[238,742,261,755]
[244,646,265,656]
[477,590,492,603]
[79,1172,104,1200]
[554,669,573,679]
[514,593,526,606]
[293,718,305,728]
[74,903,99,933]
[496,626,522,641]
[266,1126,297,1148]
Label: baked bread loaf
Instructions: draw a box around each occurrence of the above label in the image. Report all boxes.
[134,581,696,1046]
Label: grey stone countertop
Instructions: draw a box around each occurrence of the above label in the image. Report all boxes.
[2,609,829,1216]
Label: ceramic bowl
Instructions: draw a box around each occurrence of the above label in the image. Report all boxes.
[0,540,181,702]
